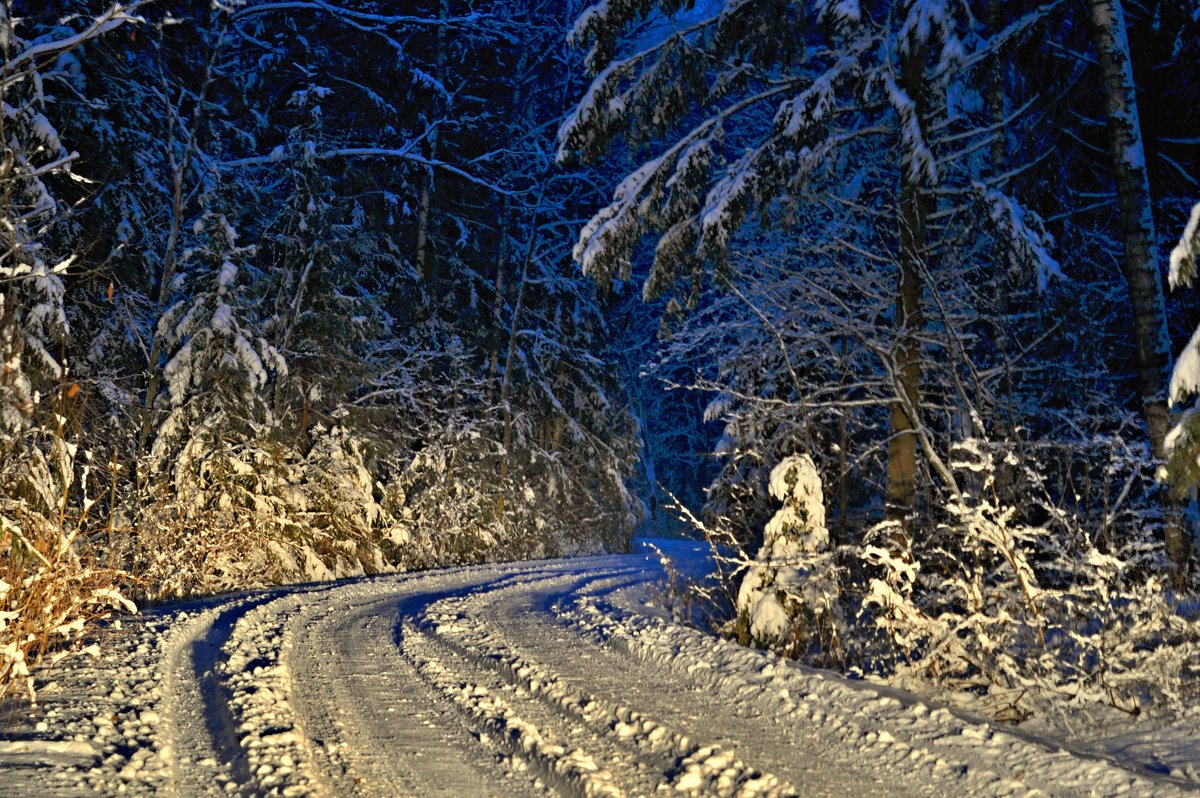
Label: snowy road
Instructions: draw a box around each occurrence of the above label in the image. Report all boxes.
[1,543,1194,797]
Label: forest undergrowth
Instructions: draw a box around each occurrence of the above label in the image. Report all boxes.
[652,442,1200,729]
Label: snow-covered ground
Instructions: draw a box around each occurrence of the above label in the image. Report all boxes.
[1,540,1196,797]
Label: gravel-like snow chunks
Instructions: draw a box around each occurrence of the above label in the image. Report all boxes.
[219,593,328,797]
[0,615,176,795]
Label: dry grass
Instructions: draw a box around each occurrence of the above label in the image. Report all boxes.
[0,521,132,702]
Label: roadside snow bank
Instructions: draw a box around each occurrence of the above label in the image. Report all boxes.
[564,579,1193,798]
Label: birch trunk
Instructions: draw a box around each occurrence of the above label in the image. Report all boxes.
[1086,0,1190,571]
[495,216,539,515]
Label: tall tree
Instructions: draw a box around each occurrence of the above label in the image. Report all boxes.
[558,1,1067,535]
[1086,0,1189,570]
[887,27,933,538]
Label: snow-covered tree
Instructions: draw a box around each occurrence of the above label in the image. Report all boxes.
[0,0,143,701]
[1085,0,1188,571]
[1164,202,1200,493]
[135,206,291,592]
[735,454,841,660]
[559,0,1071,541]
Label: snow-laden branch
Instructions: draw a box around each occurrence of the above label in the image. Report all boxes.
[232,1,488,28]
[221,147,519,197]
[961,0,1066,72]
[557,11,725,160]
[1166,203,1200,406]
[1168,202,1200,290]
[572,80,804,275]
[1,2,149,87]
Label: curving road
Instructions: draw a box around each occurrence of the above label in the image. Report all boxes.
[0,543,1193,797]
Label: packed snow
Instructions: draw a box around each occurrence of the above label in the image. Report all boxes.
[2,542,1197,797]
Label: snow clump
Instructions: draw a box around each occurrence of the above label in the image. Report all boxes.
[734,455,841,657]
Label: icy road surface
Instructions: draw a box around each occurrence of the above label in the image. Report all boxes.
[1,542,1195,797]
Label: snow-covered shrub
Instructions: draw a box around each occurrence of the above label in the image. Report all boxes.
[861,439,1200,720]
[862,494,1048,695]
[388,434,511,568]
[372,316,639,567]
[1042,556,1200,716]
[129,487,265,601]
[299,423,400,575]
[734,455,842,660]
[0,398,134,700]
[132,421,399,599]
[0,539,135,702]
[858,443,1048,690]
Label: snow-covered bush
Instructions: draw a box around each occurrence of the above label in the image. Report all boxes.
[0,2,141,701]
[0,542,135,702]
[670,430,1199,724]
[862,490,1049,696]
[299,423,399,575]
[734,455,842,660]
[0,297,136,694]
[861,439,1200,720]
[132,421,400,599]
[387,430,517,568]
[0,411,136,700]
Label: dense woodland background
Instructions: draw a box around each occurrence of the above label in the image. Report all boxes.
[2,0,1200,720]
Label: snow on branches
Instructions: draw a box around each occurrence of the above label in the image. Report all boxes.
[1163,203,1200,492]
[1168,202,1200,291]
[735,455,841,658]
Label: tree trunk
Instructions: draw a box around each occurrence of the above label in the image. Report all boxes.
[415,0,448,284]
[885,45,930,543]
[414,140,438,283]
[495,213,541,514]
[1086,0,1190,572]
[985,0,1018,499]
[486,195,509,405]
[273,254,315,417]
[486,41,531,406]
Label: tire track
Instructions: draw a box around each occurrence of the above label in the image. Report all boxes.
[6,550,1192,798]
[285,578,551,798]
[414,574,797,798]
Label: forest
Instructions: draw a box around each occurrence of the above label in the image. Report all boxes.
[1,0,1199,724]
